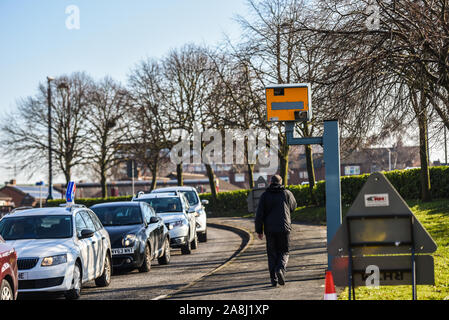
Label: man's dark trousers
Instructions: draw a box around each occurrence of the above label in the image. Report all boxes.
[265,231,290,284]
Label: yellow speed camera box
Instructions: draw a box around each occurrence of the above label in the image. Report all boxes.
[265,83,312,122]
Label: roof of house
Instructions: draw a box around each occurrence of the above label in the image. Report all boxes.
[0,185,63,200]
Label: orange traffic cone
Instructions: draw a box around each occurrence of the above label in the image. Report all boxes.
[324,270,337,300]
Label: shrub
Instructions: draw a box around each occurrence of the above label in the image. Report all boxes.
[200,189,250,217]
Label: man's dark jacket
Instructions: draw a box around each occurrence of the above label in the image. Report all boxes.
[255,183,297,234]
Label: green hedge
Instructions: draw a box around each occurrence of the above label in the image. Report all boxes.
[47,167,449,217]
[200,189,250,217]
[203,167,449,216]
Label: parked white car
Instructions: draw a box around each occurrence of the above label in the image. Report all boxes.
[151,186,209,242]
[0,205,112,299]
[133,192,198,254]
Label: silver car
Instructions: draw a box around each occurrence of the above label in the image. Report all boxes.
[0,205,112,300]
[151,187,208,242]
[132,193,198,254]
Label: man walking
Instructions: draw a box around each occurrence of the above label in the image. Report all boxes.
[255,175,297,287]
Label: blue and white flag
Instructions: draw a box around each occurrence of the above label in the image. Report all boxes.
[66,181,76,203]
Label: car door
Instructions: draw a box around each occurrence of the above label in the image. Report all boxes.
[87,210,107,277]
[79,210,102,280]
[182,196,195,241]
[142,203,159,255]
[149,205,164,253]
[74,212,92,282]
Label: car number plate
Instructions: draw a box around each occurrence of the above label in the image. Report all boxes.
[112,248,134,255]
[18,272,28,280]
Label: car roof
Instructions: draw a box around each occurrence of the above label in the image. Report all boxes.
[135,192,183,199]
[152,186,196,192]
[90,201,142,208]
[2,207,76,218]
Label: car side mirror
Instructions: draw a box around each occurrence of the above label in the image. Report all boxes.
[149,216,160,224]
[201,200,209,205]
[80,229,94,239]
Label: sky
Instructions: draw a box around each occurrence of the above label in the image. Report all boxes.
[0,0,248,184]
[0,0,447,185]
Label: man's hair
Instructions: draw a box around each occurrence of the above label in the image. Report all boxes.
[271,174,282,185]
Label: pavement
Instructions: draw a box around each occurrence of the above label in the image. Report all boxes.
[168,217,328,300]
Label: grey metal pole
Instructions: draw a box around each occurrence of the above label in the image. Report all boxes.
[323,120,343,270]
[284,120,342,269]
[47,77,54,200]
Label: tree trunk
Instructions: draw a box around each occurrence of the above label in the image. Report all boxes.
[417,105,432,202]
[247,163,255,189]
[245,139,255,189]
[205,164,217,201]
[279,138,289,185]
[304,144,317,205]
[150,159,158,191]
[63,159,71,185]
[100,170,107,198]
[176,163,184,186]
[303,123,317,205]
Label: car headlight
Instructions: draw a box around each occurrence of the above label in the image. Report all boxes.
[123,234,137,247]
[41,254,67,267]
[169,219,188,230]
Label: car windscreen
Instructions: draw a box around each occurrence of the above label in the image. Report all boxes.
[0,215,73,240]
[135,197,182,213]
[182,191,199,206]
[91,206,143,226]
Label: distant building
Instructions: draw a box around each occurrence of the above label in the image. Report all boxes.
[289,145,421,184]
[56,172,240,199]
[0,180,63,208]
[176,144,422,187]
[0,191,14,216]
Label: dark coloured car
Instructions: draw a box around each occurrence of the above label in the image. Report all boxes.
[0,235,18,300]
[90,202,170,272]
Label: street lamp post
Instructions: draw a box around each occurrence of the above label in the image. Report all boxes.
[36,181,44,208]
[47,76,54,200]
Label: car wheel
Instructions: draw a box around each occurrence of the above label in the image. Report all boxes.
[95,253,112,287]
[158,237,171,265]
[198,230,207,242]
[0,279,14,300]
[65,262,82,300]
[191,231,198,250]
[181,233,192,255]
[138,244,152,273]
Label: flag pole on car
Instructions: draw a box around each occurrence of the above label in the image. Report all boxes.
[66,181,76,206]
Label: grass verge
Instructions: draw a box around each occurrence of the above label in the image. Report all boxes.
[336,199,449,300]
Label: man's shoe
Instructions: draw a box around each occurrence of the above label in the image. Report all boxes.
[271,280,278,287]
[277,269,285,285]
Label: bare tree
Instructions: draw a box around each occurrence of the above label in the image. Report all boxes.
[85,77,130,198]
[162,44,220,199]
[128,59,171,191]
[0,72,92,184]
